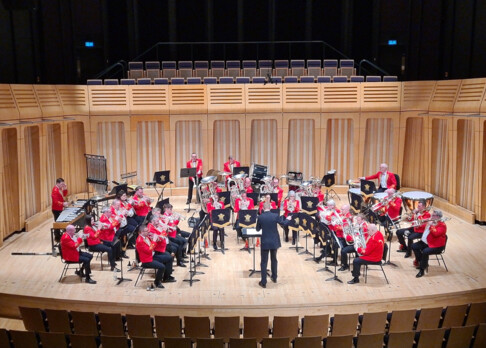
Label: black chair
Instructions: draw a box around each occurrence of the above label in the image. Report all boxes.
[58,245,83,282]
[394,173,401,190]
[364,260,389,284]
[434,234,448,271]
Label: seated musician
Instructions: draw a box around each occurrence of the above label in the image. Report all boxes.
[111,199,136,243]
[132,186,153,224]
[381,188,402,236]
[259,194,277,214]
[282,191,300,244]
[347,224,384,284]
[243,177,253,193]
[152,208,186,267]
[272,177,284,206]
[135,225,167,289]
[116,190,138,229]
[223,155,240,178]
[206,194,226,251]
[84,215,119,272]
[146,216,176,282]
[412,210,447,278]
[396,199,430,258]
[316,200,342,264]
[162,203,189,252]
[60,225,96,284]
[313,186,324,203]
[234,190,255,249]
[339,213,369,271]
[99,207,125,259]
[359,163,397,193]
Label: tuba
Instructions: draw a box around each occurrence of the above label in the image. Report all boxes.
[198,176,217,213]
[352,224,367,255]
[260,175,274,194]
[228,173,246,208]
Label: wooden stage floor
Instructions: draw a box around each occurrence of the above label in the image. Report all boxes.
[1,194,486,320]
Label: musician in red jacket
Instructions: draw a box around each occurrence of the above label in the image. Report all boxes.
[223,155,240,177]
[396,199,431,258]
[243,177,253,193]
[272,177,284,206]
[186,152,203,204]
[147,216,176,281]
[207,194,226,251]
[136,225,166,289]
[234,191,255,248]
[60,225,96,284]
[84,215,118,271]
[132,186,153,224]
[258,194,277,214]
[348,224,384,284]
[52,178,69,220]
[412,210,447,278]
[282,191,300,244]
[360,163,397,192]
[338,212,368,271]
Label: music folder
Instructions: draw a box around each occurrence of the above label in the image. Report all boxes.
[218,191,231,209]
[233,166,249,176]
[238,209,257,228]
[300,196,318,215]
[153,170,171,185]
[322,173,336,187]
[247,192,259,207]
[299,213,315,235]
[155,198,170,211]
[180,168,197,178]
[360,179,376,197]
[211,208,231,228]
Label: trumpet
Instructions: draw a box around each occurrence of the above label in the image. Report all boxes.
[148,231,167,242]
[240,198,250,210]
[287,200,296,213]
[412,216,451,227]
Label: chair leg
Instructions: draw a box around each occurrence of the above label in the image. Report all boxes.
[59,264,68,282]
[134,268,145,286]
[380,265,389,284]
[364,265,368,283]
[440,255,448,272]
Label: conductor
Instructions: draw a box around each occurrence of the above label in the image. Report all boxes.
[256,202,288,288]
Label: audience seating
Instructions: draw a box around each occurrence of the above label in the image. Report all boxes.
[293,336,321,348]
[197,337,224,348]
[137,77,151,85]
[229,337,257,348]
[194,61,209,78]
[416,307,443,330]
[271,316,299,340]
[69,333,99,348]
[203,77,217,84]
[441,304,468,328]
[258,60,273,77]
[171,77,185,85]
[300,76,315,83]
[178,61,193,78]
[243,316,269,342]
[350,75,364,82]
[183,316,211,339]
[416,327,446,348]
[187,77,202,84]
[331,313,358,336]
[274,60,289,78]
[284,76,298,83]
[70,310,99,335]
[154,77,169,85]
[301,314,329,338]
[104,79,119,85]
[359,311,387,335]
[227,60,241,78]
[39,331,69,348]
[98,312,125,336]
[242,60,256,78]
[387,331,415,348]
[465,302,486,326]
[219,76,234,84]
[213,316,240,343]
[19,307,47,332]
[120,78,136,85]
[162,61,177,79]
[339,59,356,78]
[290,60,305,77]
[165,337,193,348]
[317,76,331,83]
[100,335,130,348]
[323,59,338,77]
[210,61,225,78]
[154,315,182,339]
[87,79,102,85]
[251,76,265,84]
[332,76,348,83]
[145,61,161,80]
[131,336,160,348]
[126,314,154,338]
[128,61,144,80]
[383,75,398,82]
[307,59,322,77]
[366,75,381,82]
[44,309,72,334]
[261,337,289,348]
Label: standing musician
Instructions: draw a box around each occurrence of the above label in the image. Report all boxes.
[234,190,255,249]
[146,216,176,282]
[396,199,430,258]
[243,177,253,193]
[84,215,119,272]
[135,225,167,289]
[132,186,153,224]
[339,213,368,271]
[259,194,277,214]
[51,178,69,221]
[347,224,384,284]
[316,200,342,264]
[186,152,203,204]
[99,207,125,259]
[207,193,226,251]
[412,209,447,278]
[60,225,96,284]
[359,163,397,192]
[272,177,284,206]
[223,155,240,178]
[152,208,186,267]
[282,190,300,244]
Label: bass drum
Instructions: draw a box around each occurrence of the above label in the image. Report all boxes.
[402,191,434,212]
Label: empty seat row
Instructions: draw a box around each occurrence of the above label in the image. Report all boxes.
[87,75,397,85]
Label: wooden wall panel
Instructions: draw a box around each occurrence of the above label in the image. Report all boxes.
[283,84,320,112]
[361,82,401,111]
[0,85,19,122]
[429,80,461,113]
[286,119,316,179]
[246,115,281,176]
[401,81,436,111]
[45,124,62,207]
[480,119,486,221]
[453,78,486,114]
[207,85,245,114]
[170,85,207,115]
[323,118,355,185]
[57,85,89,116]
[66,121,88,195]
[174,119,203,187]
[430,118,452,200]
[34,85,63,118]
[135,121,166,186]
[129,85,169,115]
[88,86,129,115]
[95,121,127,183]
[11,85,42,120]
[401,116,426,190]
[23,126,41,218]
[453,118,476,211]
[212,120,241,172]
[245,85,282,113]
[321,83,360,112]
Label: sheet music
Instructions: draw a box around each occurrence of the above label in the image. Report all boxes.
[242,228,262,237]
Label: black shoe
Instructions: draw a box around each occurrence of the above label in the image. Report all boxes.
[177,262,186,267]
[338,265,349,272]
[416,269,425,278]
[314,257,322,264]
[186,200,190,205]
[163,276,176,283]
[111,267,121,272]
[75,270,85,277]
[271,277,277,283]
[155,282,165,289]
[86,278,97,284]
[213,245,218,251]
[396,246,406,252]
[327,261,338,267]
[291,239,296,245]
[285,236,289,243]
[404,252,411,258]
[347,277,359,284]
[122,253,129,259]
[258,281,266,288]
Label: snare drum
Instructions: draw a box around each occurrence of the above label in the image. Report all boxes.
[402,191,434,212]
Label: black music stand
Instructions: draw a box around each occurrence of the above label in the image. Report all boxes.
[383,213,399,267]
[181,168,197,212]
[115,254,132,285]
[197,214,210,266]
[151,170,172,203]
[288,212,304,252]
[325,231,343,283]
[247,192,260,207]
[218,191,231,209]
[155,198,170,211]
[317,223,334,274]
[238,209,258,253]
[211,208,231,254]
[304,217,320,262]
[242,228,270,277]
[183,226,201,286]
[348,190,364,214]
[251,164,267,185]
[322,172,340,202]
[360,179,376,203]
[109,183,128,195]
[233,166,250,176]
[298,213,314,256]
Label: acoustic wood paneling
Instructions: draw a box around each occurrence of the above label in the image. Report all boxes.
[362,118,394,176]
[251,119,278,175]
[402,118,425,190]
[66,122,87,195]
[170,86,207,114]
[429,80,461,113]
[97,122,127,183]
[174,120,203,186]
[430,118,451,200]
[321,83,360,112]
[57,85,89,115]
[361,82,401,111]
[0,128,20,241]
[0,85,20,122]
[286,119,315,179]
[207,85,245,114]
[11,85,42,120]
[34,85,63,117]
[401,81,436,111]
[324,118,354,185]
[213,120,240,172]
[283,84,320,112]
[45,124,62,206]
[136,121,166,185]
[246,85,282,113]
[23,126,41,218]
[130,85,169,115]
[481,120,486,221]
[88,86,129,115]
[453,78,486,114]
[455,119,475,210]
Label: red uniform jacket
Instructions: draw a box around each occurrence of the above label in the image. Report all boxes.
[283,199,300,217]
[258,201,277,214]
[85,225,101,246]
[186,158,203,180]
[136,235,155,263]
[163,212,179,238]
[51,186,67,211]
[223,160,241,174]
[99,214,117,242]
[409,210,431,233]
[275,186,284,205]
[60,233,81,262]
[365,171,397,189]
[426,221,447,248]
[148,223,167,253]
[234,197,255,213]
[132,195,151,217]
[386,197,402,220]
[245,186,253,193]
[323,208,342,236]
[358,230,384,262]
[317,191,324,203]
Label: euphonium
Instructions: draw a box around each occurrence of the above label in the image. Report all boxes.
[352,224,367,255]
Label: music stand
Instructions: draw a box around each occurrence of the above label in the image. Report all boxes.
[183,226,201,286]
[181,168,197,212]
[151,170,172,203]
[325,231,343,283]
[360,179,376,207]
[349,191,364,214]
[298,213,314,257]
[211,208,231,254]
[233,166,250,176]
[238,209,258,253]
[110,183,128,196]
[383,213,398,267]
[247,192,260,207]
[317,223,334,274]
[155,198,170,211]
[322,171,340,202]
[115,253,132,285]
[218,191,231,209]
[304,217,320,262]
[242,228,269,277]
[197,214,210,266]
[288,212,304,252]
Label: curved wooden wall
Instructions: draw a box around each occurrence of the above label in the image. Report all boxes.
[0,79,486,243]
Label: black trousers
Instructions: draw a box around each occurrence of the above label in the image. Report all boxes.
[260,248,278,285]
[101,239,121,261]
[187,177,200,203]
[397,227,422,253]
[351,257,376,278]
[166,242,183,264]
[141,261,165,284]
[412,241,444,270]
[89,243,115,268]
[212,227,224,246]
[52,210,62,241]
[341,244,356,267]
[154,251,174,279]
[78,251,93,277]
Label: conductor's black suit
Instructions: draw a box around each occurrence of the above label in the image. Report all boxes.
[256,211,287,286]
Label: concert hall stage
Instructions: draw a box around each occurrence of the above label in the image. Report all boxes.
[0,194,485,322]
